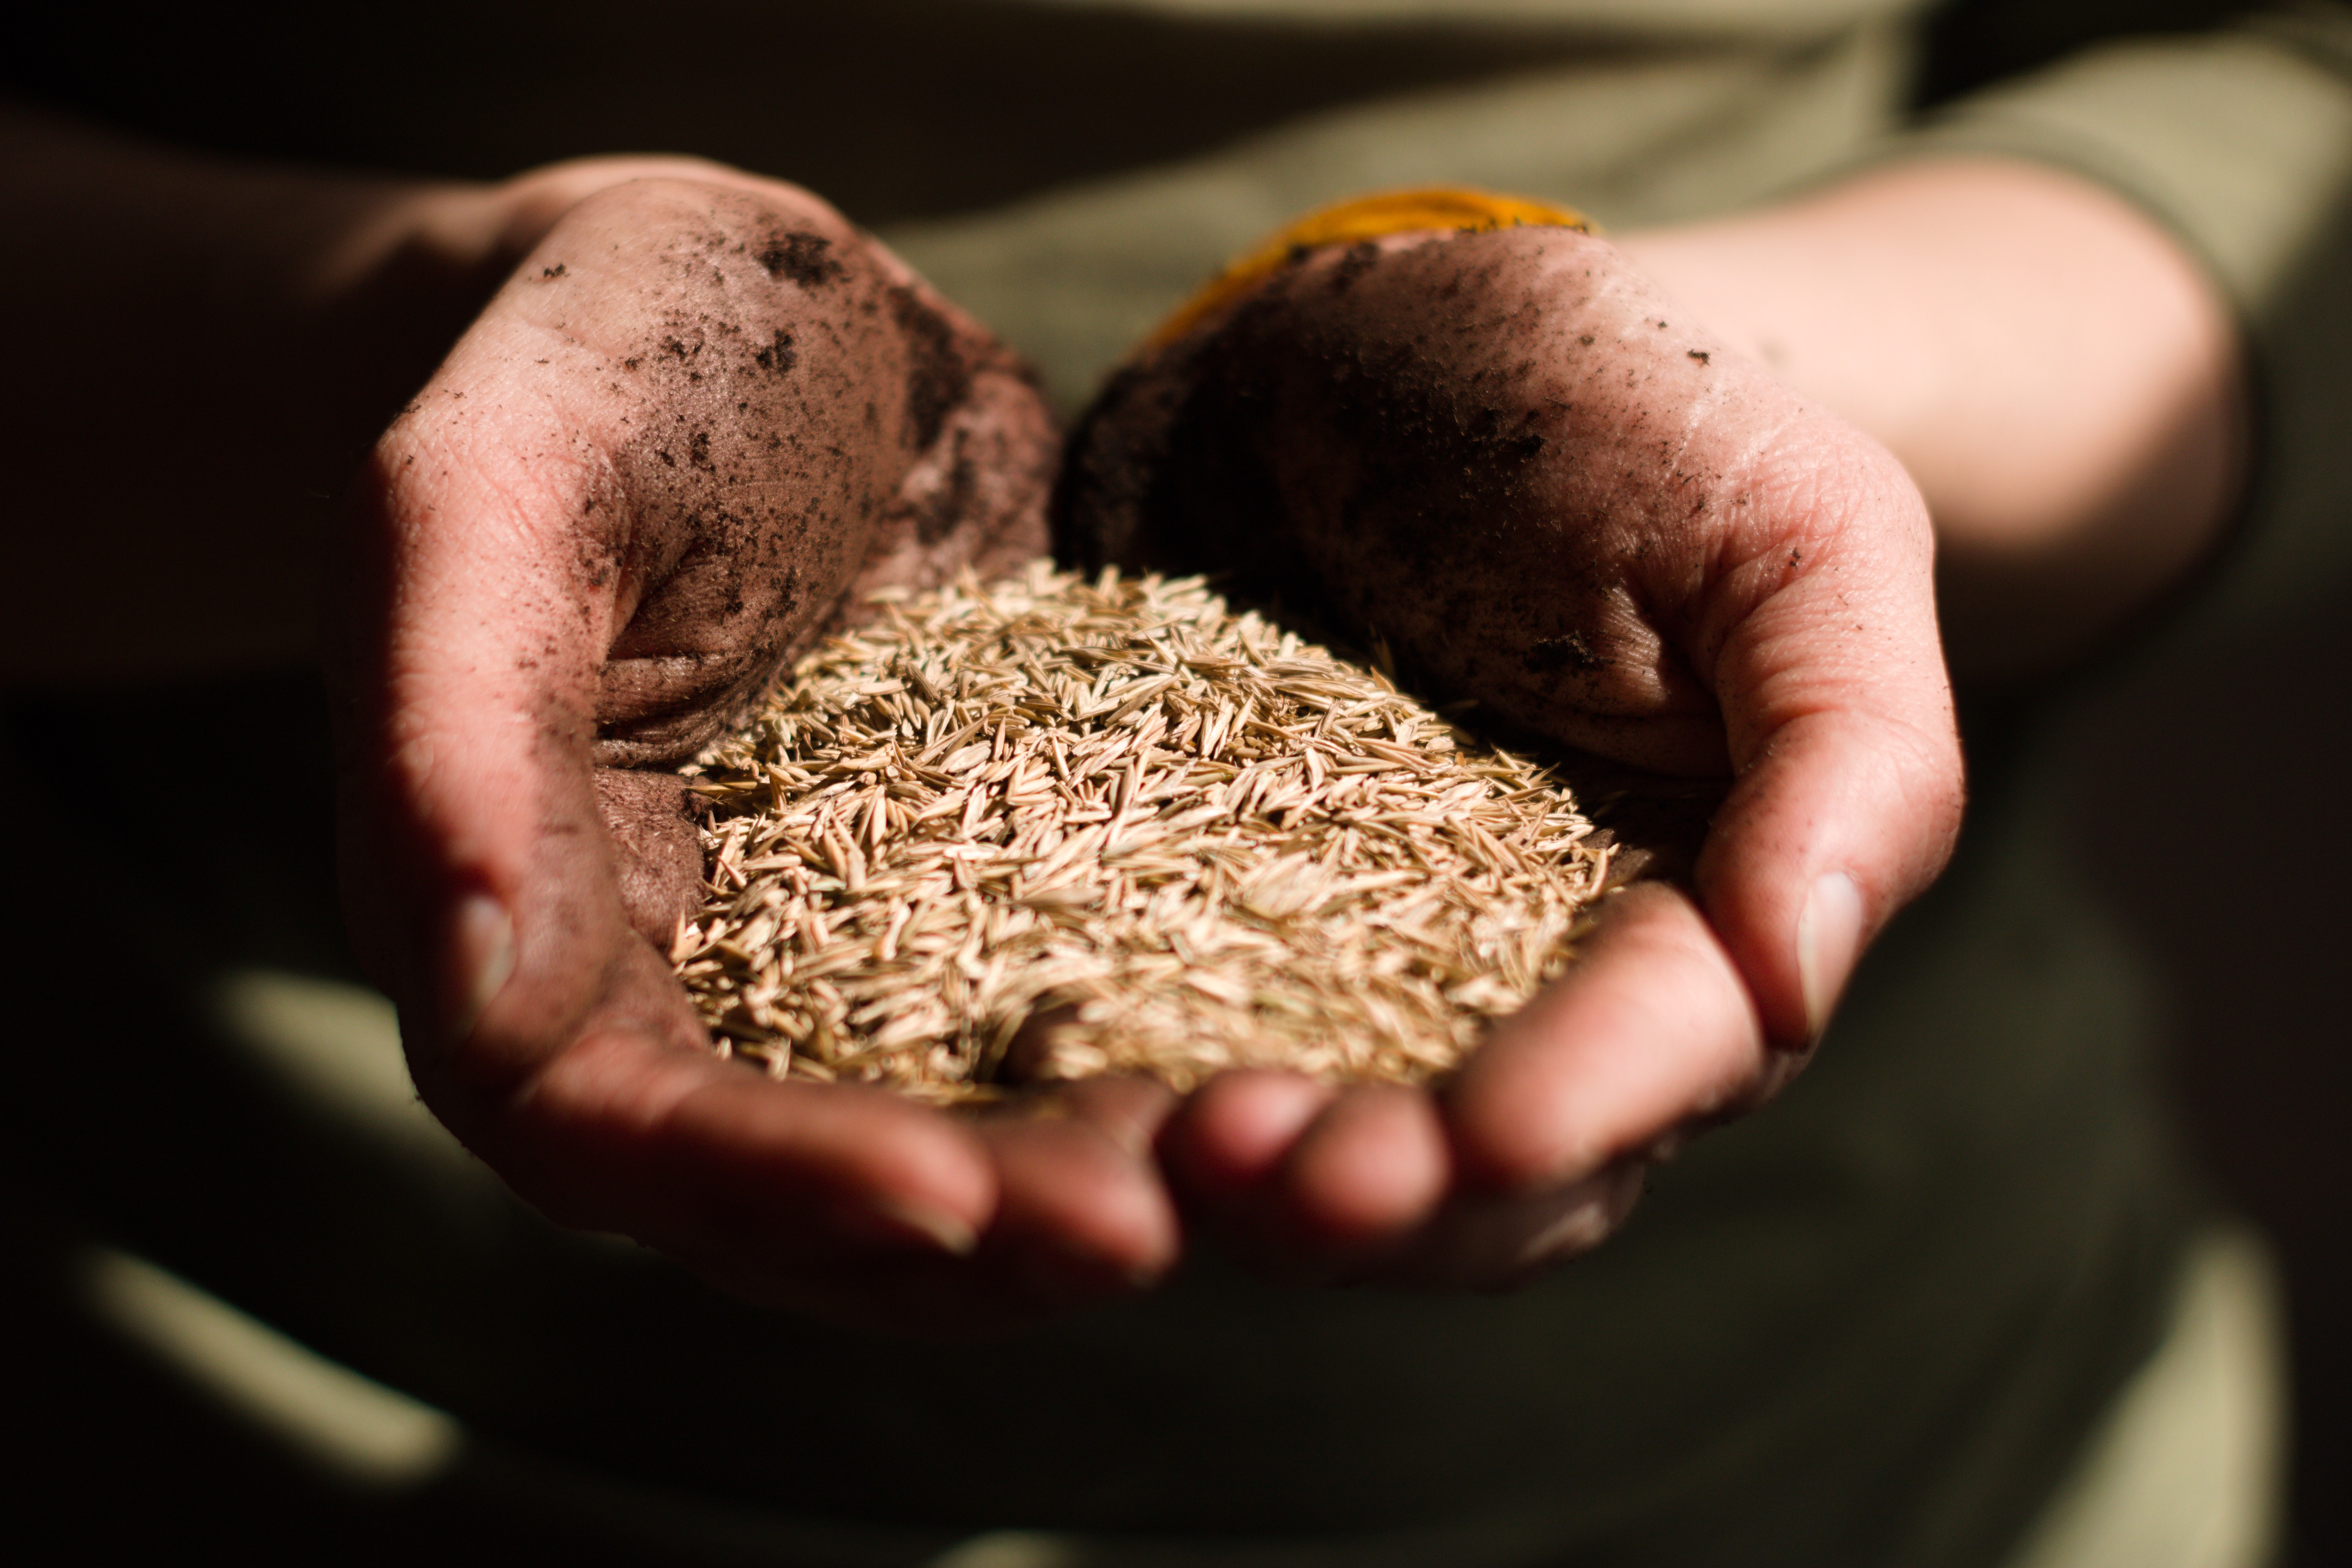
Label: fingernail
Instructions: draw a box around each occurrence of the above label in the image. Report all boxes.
[1512,1179,1634,1272]
[447,893,516,1042]
[1796,871,1863,1041]
[855,1196,979,1258]
[1016,1243,1161,1304]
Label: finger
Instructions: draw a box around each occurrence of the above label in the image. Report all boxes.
[1386,1163,1648,1289]
[539,1049,990,1259]
[1444,881,1764,1192]
[457,932,1003,1287]
[1688,439,1965,1045]
[1273,1084,1451,1253]
[1158,1069,1336,1203]
[334,322,629,1095]
[975,1088,1183,1304]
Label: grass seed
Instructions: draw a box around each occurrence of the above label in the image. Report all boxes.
[674,564,1616,1103]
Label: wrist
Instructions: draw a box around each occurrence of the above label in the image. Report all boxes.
[494,156,762,251]
[1617,158,2245,681]
[309,158,768,361]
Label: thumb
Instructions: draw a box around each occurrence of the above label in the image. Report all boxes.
[1689,436,1965,1047]
[327,310,654,1106]
[327,315,1001,1262]
[324,202,1002,1275]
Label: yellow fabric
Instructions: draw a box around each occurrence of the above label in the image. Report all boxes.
[1143,187,1592,349]
[885,25,1910,412]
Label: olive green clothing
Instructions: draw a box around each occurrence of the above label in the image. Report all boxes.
[0,675,2191,1567]
[7,3,2352,1564]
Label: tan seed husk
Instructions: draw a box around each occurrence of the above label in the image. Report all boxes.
[674,563,1615,1104]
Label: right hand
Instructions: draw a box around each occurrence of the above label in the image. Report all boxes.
[325,167,1180,1329]
[1058,220,1965,1287]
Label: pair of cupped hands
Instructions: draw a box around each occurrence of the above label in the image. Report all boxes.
[326,162,1962,1330]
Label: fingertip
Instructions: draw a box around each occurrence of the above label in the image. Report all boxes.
[844,1193,982,1259]
[1695,706,1962,1047]
[1278,1085,1450,1244]
[980,1102,1183,1295]
[1795,868,1865,1041]
[1162,1070,1335,1199]
[616,1065,1002,1261]
[1394,1162,1651,1289]
[1487,1163,1650,1282]
[798,1084,1003,1252]
[444,890,516,1044]
[1444,884,1763,1191]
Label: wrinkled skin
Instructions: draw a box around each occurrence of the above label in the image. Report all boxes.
[1060,227,1965,1283]
[328,176,1185,1328]
[329,183,1962,1314]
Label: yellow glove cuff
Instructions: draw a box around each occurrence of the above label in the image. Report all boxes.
[1144,187,1594,351]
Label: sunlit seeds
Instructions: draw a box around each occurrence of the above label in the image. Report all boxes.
[674,564,1613,1104]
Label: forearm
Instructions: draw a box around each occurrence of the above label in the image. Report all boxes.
[0,106,507,683]
[1618,157,2246,683]
[0,107,741,687]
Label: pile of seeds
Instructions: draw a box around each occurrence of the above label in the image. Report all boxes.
[674,563,1616,1103]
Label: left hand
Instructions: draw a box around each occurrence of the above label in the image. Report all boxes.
[327,167,1177,1328]
[1057,223,1966,1285]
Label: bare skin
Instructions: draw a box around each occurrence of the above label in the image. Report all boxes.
[1062,224,1964,1280]
[1622,160,2246,685]
[2,112,1176,1327]
[1061,161,2242,1283]
[327,174,1196,1327]
[2,104,2242,1312]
